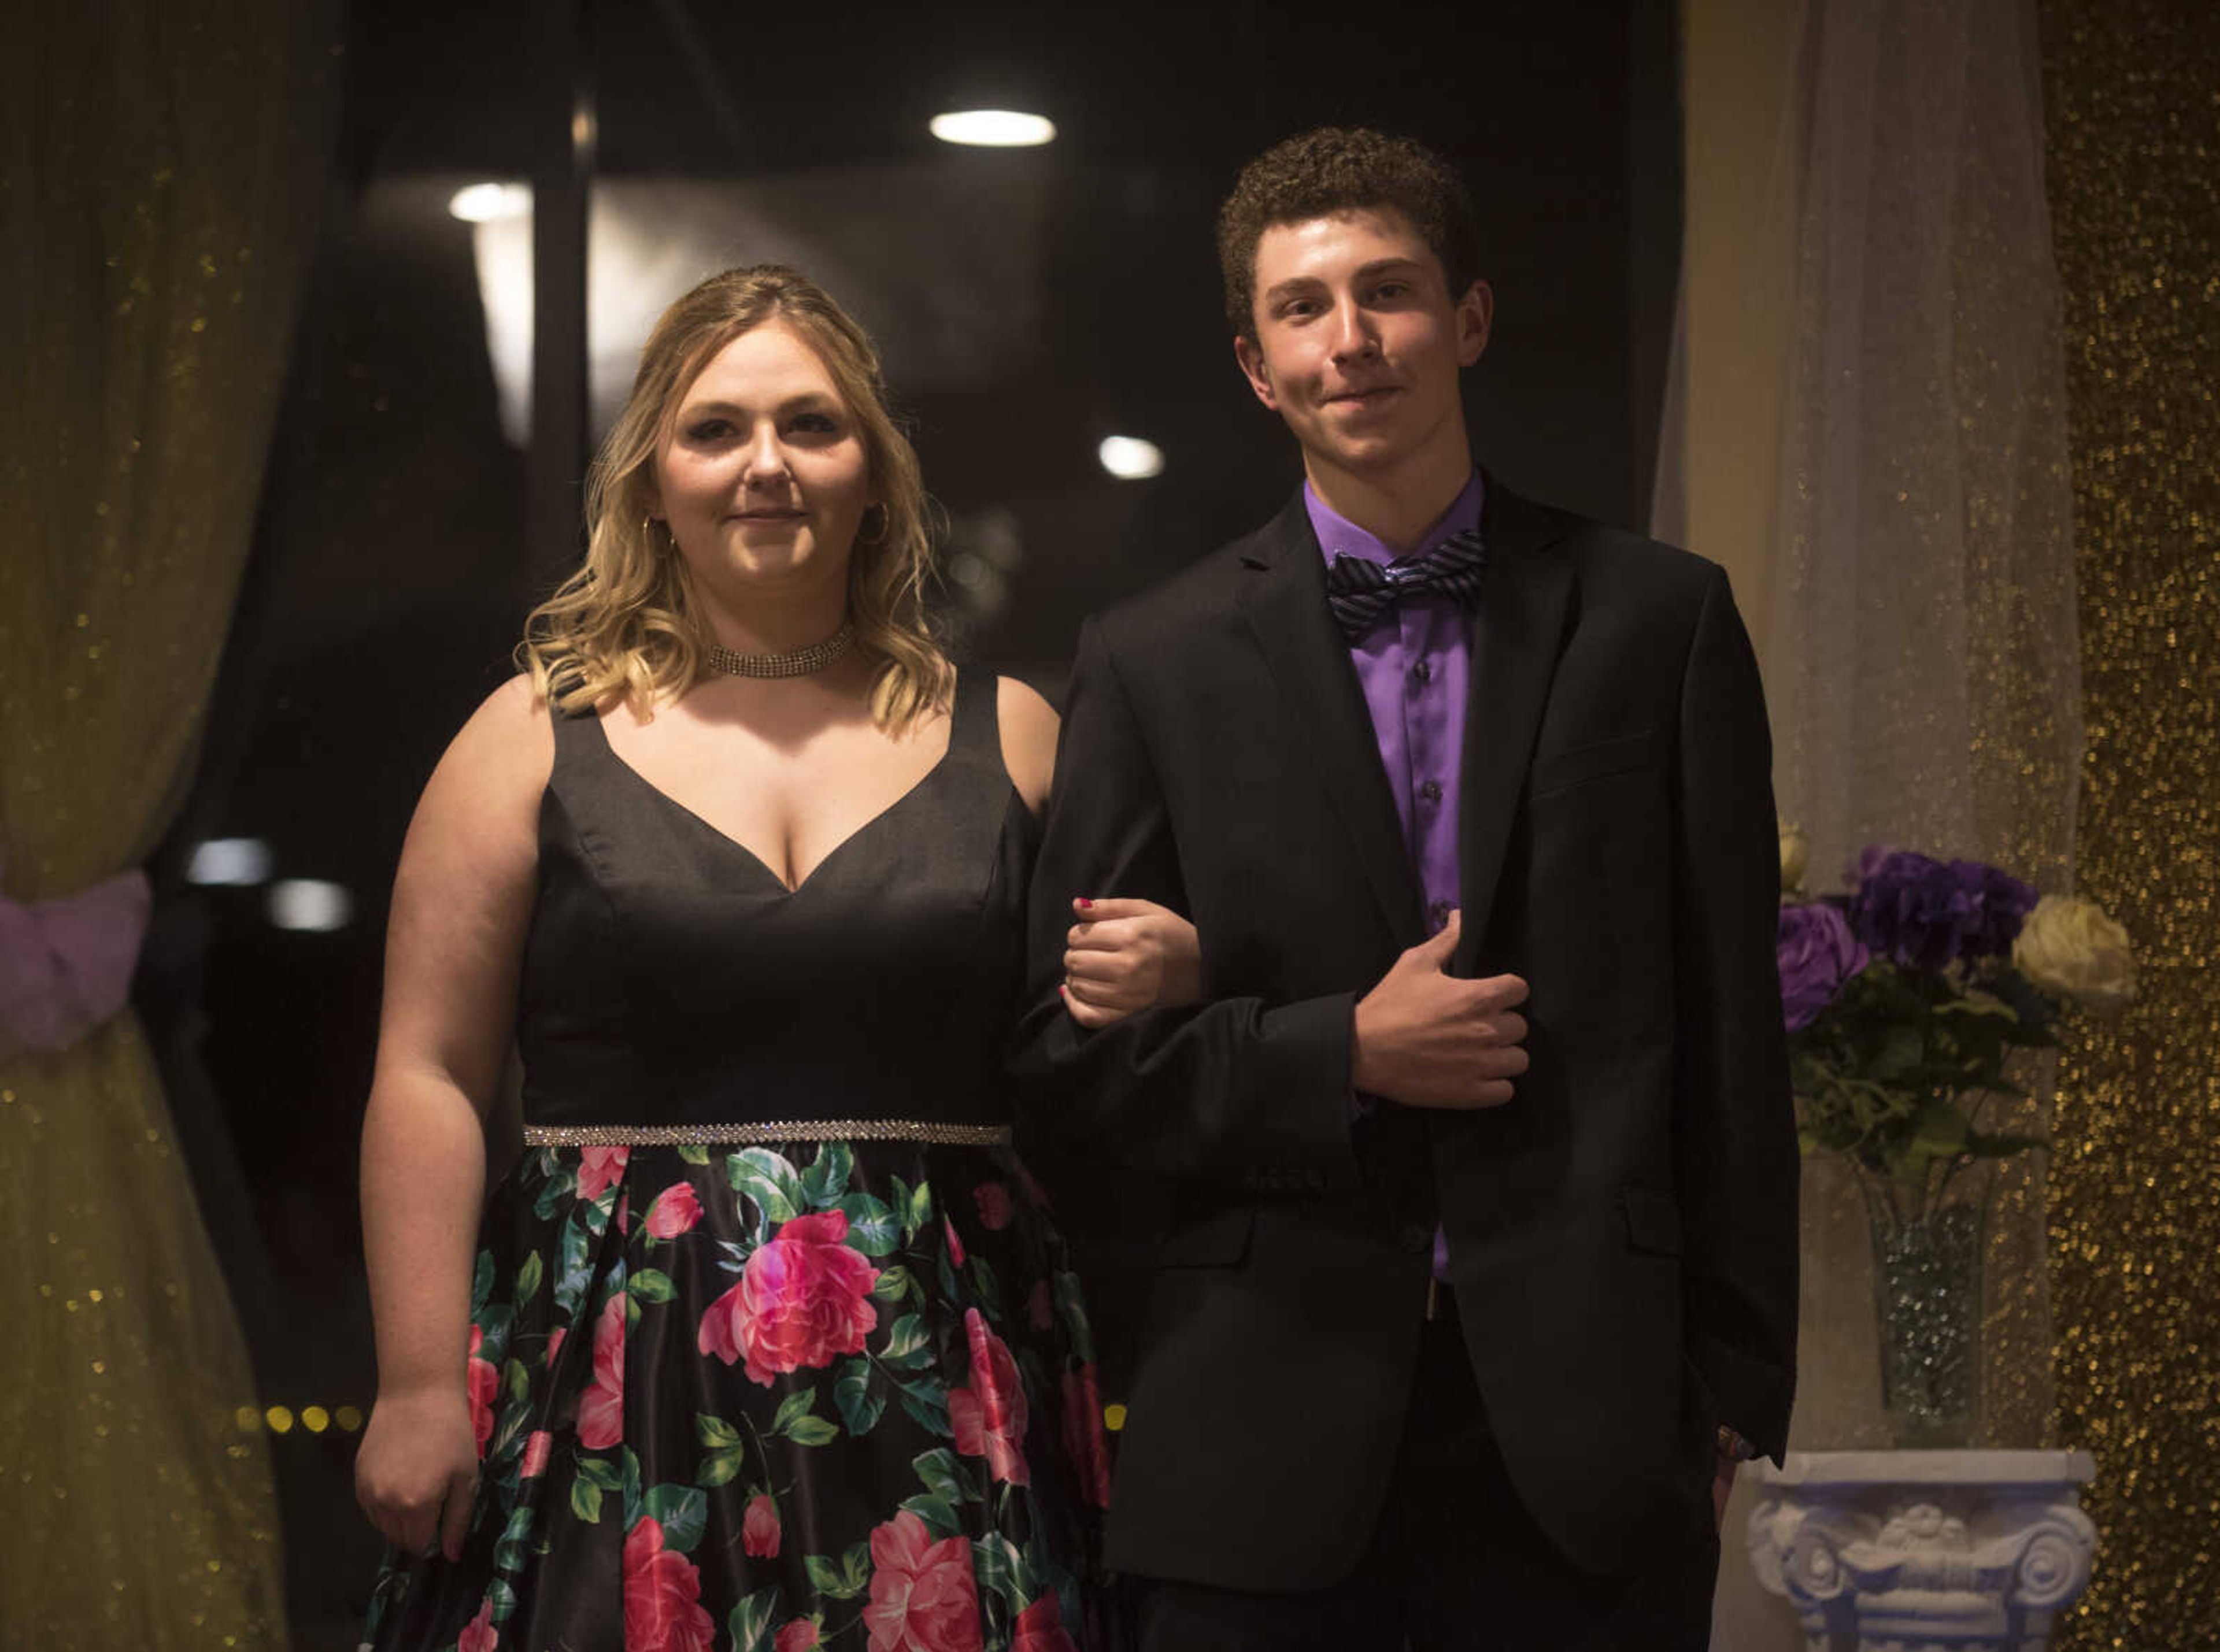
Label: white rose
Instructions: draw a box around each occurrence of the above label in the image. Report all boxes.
[2014,894,2136,1013]
[1779,825,1808,895]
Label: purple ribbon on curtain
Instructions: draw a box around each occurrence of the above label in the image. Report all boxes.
[0,854,151,1060]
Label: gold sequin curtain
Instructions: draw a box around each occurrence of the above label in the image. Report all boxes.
[2041,1,2220,1642]
[0,4,336,1647]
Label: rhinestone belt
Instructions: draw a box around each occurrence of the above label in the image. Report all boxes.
[521,1118,1012,1148]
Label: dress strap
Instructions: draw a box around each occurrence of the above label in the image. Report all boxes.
[945,664,1001,765]
[546,692,610,779]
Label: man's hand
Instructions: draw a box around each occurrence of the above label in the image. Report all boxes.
[1349,911,1530,1107]
[1712,1452,1740,1531]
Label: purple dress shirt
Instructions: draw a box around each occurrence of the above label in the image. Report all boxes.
[1307,471,1485,1281]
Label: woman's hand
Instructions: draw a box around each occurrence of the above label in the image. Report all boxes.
[1061,897,1202,1028]
[355,1384,480,1561]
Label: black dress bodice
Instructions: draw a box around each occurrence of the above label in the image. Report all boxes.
[515,668,1037,1130]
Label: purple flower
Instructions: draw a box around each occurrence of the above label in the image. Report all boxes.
[1845,846,2039,971]
[1778,902,1870,1031]
[1948,859,2038,962]
[1847,849,1978,972]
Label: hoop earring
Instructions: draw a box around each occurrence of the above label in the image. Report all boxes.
[644,516,669,550]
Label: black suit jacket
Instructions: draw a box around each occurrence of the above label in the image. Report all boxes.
[1012,480,1798,1588]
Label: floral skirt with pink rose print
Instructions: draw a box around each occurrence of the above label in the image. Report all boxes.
[361,1136,1117,1652]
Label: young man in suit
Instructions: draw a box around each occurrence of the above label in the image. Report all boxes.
[1015,127,1798,1649]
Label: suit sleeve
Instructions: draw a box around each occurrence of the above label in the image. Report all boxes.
[1009,616,1362,1192]
[1669,566,1801,1463]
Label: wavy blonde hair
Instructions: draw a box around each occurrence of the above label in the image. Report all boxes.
[522,265,952,731]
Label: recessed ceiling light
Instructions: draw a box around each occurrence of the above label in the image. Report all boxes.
[1098,436,1164,480]
[185,837,274,887]
[449,182,532,223]
[268,879,354,933]
[930,110,1056,148]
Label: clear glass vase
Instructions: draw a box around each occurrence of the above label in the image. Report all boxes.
[1861,1177,1985,1448]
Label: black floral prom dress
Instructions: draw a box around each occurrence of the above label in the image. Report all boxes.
[363,669,1112,1652]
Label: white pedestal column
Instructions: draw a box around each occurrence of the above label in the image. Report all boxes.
[1745,1450,2096,1651]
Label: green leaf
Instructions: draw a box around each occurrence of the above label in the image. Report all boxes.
[834,1357,886,1437]
[900,1491,963,1538]
[971,1532,1030,1607]
[891,1174,919,1242]
[493,1506,534,1573]
[769,1388,817,1437]
[728,1586,783,1652]
[487,1580,517,1624]
[623,1446,642,1528]
[804,1542,872,1599]
[570,1475,604,1523]
[785,1415,842,1447]
[873,1264,915,1302]
[642,1483,708,1553]
[727,1148,805,1225]
[513,1251,544,1306]
[908,1179,937,1238]
[696,1446,747,1488]
[1967,1128,2050,1158]
[1053,1271,1094,1365]
[532,1172,574,1221]
[833,1192,900,1256]
[912,1447,972,1503]
[476,1304,515,1368]
[677,1142,712,1166]
[503,1357,530,1403]
[628,1268,678,1305]
[968,1254,1002,1306]
[554,1216,594,1316]
[471,1251,496,1316]
[879,1313,933,1371]
[696,1413,743,1450]
[580,1183,614,1237]
[489,1399,530,1462]
[898,1379,952,1438]
[1912,1099,1971,1156]
[577,1454,624,1491]
[801,1141,856,1208]
[1871,1024,1925,1083]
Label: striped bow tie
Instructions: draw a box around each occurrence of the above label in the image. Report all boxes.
[1323,528,1488,642]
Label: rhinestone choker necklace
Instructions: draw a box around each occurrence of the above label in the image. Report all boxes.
[705,623,856,680]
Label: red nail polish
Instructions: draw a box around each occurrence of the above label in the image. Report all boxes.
[1076,897,1094,910]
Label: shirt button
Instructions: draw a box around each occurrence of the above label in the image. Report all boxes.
[1419,779,1442,804]
[1412,659,1433,684]
[1427,898,1453,931]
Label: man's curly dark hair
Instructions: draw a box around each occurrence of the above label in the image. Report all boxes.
[1216,127,1482,340]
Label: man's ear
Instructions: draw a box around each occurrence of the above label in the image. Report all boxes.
[1234,333,1279,412]
[1455,280,1494,368]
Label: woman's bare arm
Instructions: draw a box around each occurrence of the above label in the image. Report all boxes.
[355,675,551,1558]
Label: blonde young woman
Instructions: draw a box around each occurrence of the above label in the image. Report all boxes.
[354,265,1193,1652]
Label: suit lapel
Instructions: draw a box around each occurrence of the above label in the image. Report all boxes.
[1456,480,1574,974]
[1239,493,1423,948]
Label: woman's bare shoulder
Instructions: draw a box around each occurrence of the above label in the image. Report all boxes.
[996,674,1060,816]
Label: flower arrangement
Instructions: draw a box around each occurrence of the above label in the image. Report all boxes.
[1776,832,2136,1214]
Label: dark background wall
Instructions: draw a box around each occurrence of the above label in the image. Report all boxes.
[134,2,1682,1640]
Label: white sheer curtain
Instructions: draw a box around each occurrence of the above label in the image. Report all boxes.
[1766,0,2081,898]
[1665,5,2081,1643]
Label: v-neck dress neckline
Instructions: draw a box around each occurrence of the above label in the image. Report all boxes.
[583,703,961,897]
